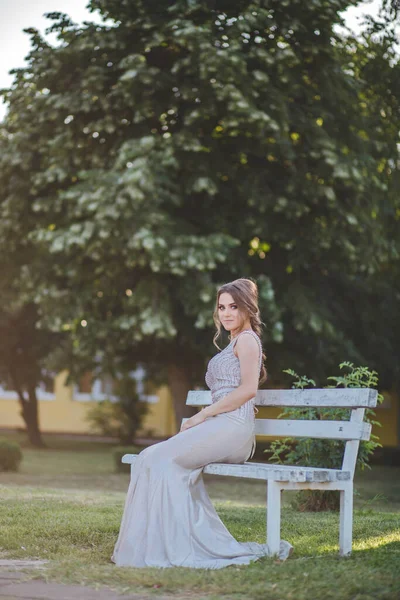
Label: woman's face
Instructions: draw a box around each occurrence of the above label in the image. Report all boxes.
[218,292,244,333]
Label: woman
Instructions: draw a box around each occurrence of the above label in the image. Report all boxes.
[112,278,293,568]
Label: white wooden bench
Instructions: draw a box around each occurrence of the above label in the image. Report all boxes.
[122,387,378,558]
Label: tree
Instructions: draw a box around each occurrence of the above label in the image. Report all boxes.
[0,0,399,429]
[0,225,62,446]
[0,303,58,447]
[329,2,400,393]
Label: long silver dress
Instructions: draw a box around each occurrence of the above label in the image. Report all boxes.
[112,329,292,568]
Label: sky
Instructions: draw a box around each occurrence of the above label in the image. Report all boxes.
[0,0,382,120]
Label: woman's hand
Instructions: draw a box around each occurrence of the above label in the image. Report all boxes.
[180,409,207,432]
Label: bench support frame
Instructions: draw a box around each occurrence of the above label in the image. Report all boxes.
[266,481,281,556]
[267,480,354,557]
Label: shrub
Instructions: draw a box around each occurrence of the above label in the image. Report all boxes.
[113,445,143,473]
[268,362,383,511]
[0,439,23,472]
[86,400,127,440]
[85,379,148,444]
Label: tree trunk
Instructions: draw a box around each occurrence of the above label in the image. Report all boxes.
[167,363,196,431]
[17,385,46,448]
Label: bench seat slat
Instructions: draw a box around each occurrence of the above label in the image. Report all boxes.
[121,454,350,483]
[203,463,351,483]
[187,388,377,408]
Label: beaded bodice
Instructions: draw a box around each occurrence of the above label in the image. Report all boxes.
[205,330,262,421]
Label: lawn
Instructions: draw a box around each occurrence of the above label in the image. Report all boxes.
[0,433,399,600]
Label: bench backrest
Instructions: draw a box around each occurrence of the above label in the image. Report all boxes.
[186,388,378,477]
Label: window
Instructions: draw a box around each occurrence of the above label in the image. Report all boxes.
[73,367,158,404]
[77,372,93,394]
[0,372,55,401]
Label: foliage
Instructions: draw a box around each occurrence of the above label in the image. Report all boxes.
[331,2,400,394]
[0,438,22,471]
[269,362,383,510]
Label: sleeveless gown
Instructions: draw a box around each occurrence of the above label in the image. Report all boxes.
[112,329,292,568]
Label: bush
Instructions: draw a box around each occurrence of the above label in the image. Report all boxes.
[113,445,144,473]
[268,362,383,511]
[85,382,148,444]
[0,439,23,472]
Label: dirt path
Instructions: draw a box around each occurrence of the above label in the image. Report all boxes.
[0,560,194,600]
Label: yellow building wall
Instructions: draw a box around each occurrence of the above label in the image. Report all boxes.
[137,385,177,438]
[0,371,176,438]
[372,390,399,448]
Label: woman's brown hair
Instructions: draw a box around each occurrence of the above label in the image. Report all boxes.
[213,278,267,384]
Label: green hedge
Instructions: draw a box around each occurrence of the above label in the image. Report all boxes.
[113,445,143,473]
[0,439,23,472]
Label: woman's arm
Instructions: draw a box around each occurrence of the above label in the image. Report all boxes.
[180,334,260,431]
[202,334,260,418]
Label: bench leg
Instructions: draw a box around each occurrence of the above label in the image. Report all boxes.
[339,482,353,556]
[267,481,281,557]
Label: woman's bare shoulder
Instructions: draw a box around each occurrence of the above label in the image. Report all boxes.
[233,331,260,358]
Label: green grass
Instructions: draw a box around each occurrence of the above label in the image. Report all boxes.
[0,433,399,600]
